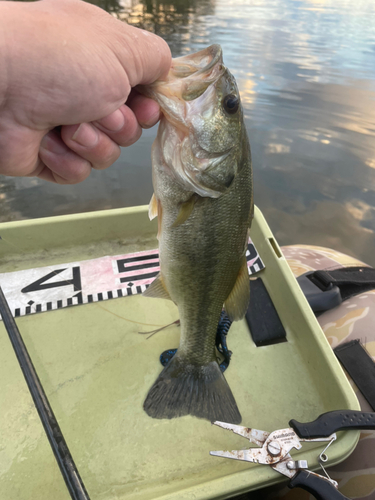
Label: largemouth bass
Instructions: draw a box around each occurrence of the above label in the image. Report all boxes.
[141,44,253,424]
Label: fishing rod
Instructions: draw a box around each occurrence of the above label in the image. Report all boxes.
[0,285,90,500]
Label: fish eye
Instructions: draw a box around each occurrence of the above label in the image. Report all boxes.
[223,94,240,114]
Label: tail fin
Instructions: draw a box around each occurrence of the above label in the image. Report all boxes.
[143,355,242,423]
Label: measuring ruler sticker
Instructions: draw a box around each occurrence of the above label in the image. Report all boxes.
[113,249,160,287]
[0,240,264,320]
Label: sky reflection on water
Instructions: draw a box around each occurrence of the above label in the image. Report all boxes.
[1,0,375,265]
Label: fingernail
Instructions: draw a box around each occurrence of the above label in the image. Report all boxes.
[72,123,99,148]
[40,133,67,155]
[141,109,161,129]
[98,108,125,132]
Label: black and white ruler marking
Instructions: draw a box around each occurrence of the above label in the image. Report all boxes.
[0,240,264,319]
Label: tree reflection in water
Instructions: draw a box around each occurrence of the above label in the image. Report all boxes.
[87,0,215,53]
[4,0,375,266]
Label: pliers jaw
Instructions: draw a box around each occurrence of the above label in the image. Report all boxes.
[210,423,305,467]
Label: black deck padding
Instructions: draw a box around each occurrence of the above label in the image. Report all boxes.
[246,278,287,346]
[334,340,375,411]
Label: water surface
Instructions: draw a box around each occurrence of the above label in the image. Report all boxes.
[2,0,375,265]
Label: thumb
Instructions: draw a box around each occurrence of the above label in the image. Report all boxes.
[113,24,172,87]
[43,0,172,86]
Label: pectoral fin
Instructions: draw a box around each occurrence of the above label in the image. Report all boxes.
[149,193,158,220]
[149,194,163,239]
[172,195,199,227]
[143,273,172,301]
[224,257,250,321]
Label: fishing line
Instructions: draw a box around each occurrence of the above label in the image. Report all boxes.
[0,285,91,500]
[138,319,180,339]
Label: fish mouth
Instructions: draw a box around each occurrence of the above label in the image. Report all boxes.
[139,45,234,197]
[169,44,224,101]
[170,44,222,79]
[137,44,225,109]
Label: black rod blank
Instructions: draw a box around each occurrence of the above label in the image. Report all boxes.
[0,285,90,500]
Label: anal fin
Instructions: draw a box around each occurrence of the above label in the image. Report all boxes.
[143,273,172,301]
[224,257,250,321]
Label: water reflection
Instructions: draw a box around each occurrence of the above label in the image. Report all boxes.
[2,0,375,266]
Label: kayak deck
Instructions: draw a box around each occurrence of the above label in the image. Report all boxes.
[0,206,360,500]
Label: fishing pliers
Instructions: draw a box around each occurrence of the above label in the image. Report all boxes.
[210,410,375,500]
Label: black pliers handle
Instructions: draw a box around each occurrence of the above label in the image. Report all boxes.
[288,410,375,500]
[289,470,349,500]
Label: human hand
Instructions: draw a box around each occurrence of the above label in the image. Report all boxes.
[0,0,171,184]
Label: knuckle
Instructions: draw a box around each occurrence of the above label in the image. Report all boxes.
[91,144,121,170]
[118,126,142,147]
[42,152,92,184]
[65,167,91,184]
